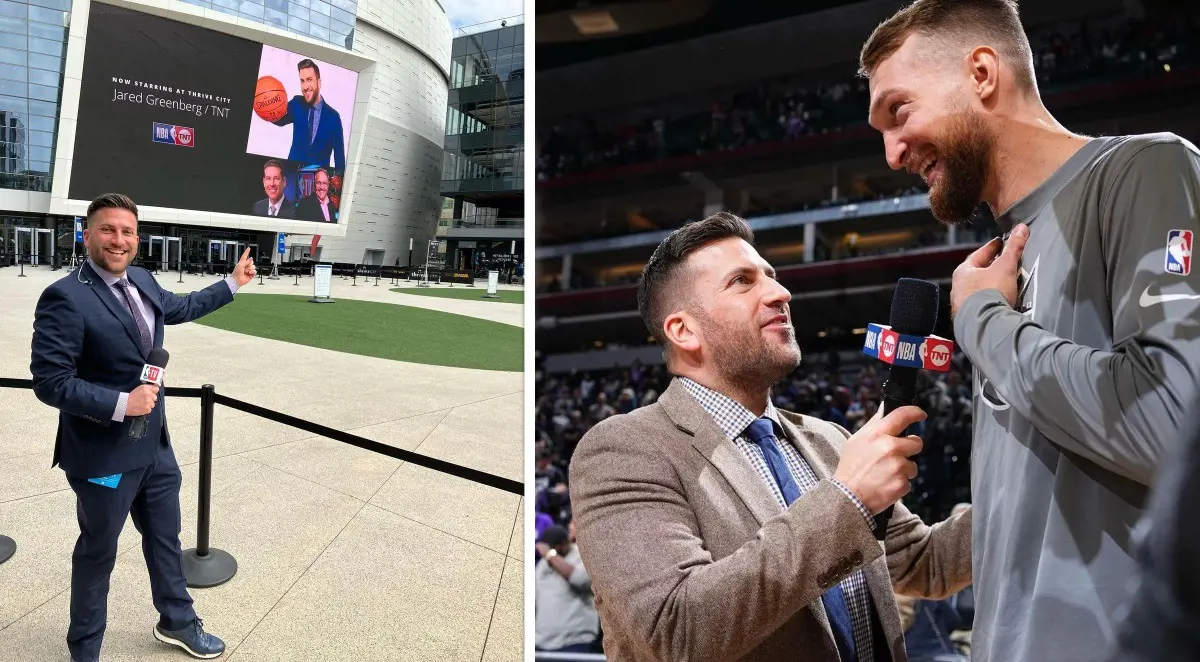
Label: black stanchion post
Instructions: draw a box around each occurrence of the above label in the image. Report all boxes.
[177,260,184,284]
[293,270,299,286]
[258,269,264,285]
[182,384,237,588]
[0,534,14,563]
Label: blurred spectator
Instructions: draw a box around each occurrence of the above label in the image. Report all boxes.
[537,11,1199,182]
[534,523,601,655]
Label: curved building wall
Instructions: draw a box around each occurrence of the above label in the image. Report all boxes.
[295,0,450,266]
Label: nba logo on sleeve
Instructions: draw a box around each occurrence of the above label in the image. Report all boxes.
[1165,230,1192,276]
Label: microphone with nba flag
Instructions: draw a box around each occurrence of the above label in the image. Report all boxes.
[861,279,955,539]
[128,347,168,439]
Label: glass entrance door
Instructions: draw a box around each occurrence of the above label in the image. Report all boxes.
[15,227,32,264]
[149,235,165,270]
[35,228,53,265]
[1,225,14,263]
[165,237,181,271]
[208,240,223,269]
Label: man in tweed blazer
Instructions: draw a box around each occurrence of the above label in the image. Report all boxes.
[569,212,972,662]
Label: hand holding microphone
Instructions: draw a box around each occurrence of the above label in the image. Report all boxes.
[833,406,927,516]
[127,384,160,417]
[128,348,169,439]
[860,278,951,538]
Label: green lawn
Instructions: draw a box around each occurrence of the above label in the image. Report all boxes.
[390,287,524,304]
[192,294,522,371]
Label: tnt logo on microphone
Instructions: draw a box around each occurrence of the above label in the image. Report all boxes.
[920,338,955,372]
[140,364,164,385]
[1165,229,1192,276]
[879,329,899,360]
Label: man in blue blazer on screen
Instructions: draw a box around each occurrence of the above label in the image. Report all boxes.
[273,58,346,171]
[31,193,256,662]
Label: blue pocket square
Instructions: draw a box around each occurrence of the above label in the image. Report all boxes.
[87,474,122,489]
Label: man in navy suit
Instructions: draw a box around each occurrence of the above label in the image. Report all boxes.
[273,59,345,171]
[31,193,256,661]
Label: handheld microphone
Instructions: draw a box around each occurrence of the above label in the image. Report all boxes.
[128,348,169,439]
[862,279,946,540]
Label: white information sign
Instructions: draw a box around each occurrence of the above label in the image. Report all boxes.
[314,264,333,299]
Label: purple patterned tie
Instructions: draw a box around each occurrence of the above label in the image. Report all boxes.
[115,279,152,353]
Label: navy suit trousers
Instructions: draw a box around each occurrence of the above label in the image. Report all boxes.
[65,441,194,660]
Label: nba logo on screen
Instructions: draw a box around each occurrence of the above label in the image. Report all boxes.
[1165,229,1192,276]
[151,122,194,147]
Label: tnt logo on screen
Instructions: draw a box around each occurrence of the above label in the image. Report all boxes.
[1165,229,1192,276]
[152,122,194,147]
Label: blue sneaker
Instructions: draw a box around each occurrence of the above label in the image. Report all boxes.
[153,618,225,659]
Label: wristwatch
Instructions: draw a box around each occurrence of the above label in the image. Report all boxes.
[546,548,559,559]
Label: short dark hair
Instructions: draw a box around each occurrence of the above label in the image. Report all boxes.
[86,193,138,227]
[859,0,1035,94]
[540,525,569,547]
[636,211,754,347]
[263,159,284,176]
[297,59,321,79]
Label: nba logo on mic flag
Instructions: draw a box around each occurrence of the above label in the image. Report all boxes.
[1165,229,1192,276]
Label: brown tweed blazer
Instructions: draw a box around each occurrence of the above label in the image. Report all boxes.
[568,378,972,662]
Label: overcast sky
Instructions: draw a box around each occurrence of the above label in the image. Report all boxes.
[441,0,524,32]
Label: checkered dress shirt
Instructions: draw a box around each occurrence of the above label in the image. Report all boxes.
[679,377,877,662]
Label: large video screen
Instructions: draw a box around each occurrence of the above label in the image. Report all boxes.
[68,3,359,224]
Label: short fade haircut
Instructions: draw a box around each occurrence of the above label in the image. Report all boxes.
[859,0,1036,94]
[86,193,138,227]
[637,211,754,347]
[297,58,321,79]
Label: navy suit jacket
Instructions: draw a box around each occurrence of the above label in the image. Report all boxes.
[276,95,345,171]
[30,262,234,478]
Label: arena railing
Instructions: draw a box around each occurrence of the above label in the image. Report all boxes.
[0,378,522,583]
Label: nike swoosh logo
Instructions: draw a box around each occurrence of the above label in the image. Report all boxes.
[1140,286,1200,307]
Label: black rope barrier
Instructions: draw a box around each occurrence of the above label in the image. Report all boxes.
[212,392,523,495]
[0,378,525,576]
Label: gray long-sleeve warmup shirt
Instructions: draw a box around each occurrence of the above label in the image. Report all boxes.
[955,132,1200,662]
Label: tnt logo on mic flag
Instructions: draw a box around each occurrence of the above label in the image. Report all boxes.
[151,122,195,147]
[1165,229,1192,276]
[140,364,164,385]
[920,337,955,372]
[879,329,899,362]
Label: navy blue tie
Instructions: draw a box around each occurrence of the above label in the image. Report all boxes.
[745,417,860,662]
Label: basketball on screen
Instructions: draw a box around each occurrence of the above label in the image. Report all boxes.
[253,76,288,122]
